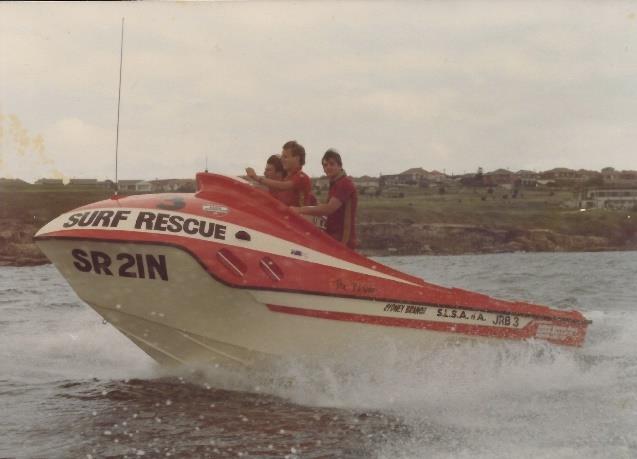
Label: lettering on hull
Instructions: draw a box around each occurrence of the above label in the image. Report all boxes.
[535,323,580,341]
[62,210,227,241]
[376,303,532,330]
[71,249,168,281]
[332,279,377,295]
[384,303,426,315]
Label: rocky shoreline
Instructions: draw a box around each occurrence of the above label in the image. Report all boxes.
[356,222,634,256]
[1,218,635,267]
[0,219,49,267]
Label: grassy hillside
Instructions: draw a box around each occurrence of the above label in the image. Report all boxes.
[2,187,636,244]
[0,186,635,265]
[0,189,113,223]
[356,188,636,245]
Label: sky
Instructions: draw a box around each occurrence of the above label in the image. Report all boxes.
[1,1,636,182]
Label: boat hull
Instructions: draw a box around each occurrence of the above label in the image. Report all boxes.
[36,237,587,367]
[32,173,589,367]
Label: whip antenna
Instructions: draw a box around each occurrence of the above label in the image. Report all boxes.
[114,17,125,195]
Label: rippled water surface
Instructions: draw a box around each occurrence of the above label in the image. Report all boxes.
[1,252,636,458]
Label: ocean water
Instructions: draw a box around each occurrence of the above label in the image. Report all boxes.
[1,252,636,458]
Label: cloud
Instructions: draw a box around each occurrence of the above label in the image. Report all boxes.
[1,1,637,182]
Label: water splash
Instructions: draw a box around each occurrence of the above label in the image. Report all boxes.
[2,253,637,458]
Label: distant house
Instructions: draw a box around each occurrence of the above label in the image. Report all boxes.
[515,170,539,187]
[379,173,402,187]
[312,175,379,195]
[577,169,601,183]
[136,181,152,192]
[380,167,434,188]
[43,178,113,190]
[602,168,637,187]
[312,176,330,191]
[618,170,637,185]
[540,167,593,184]
[150,179,196,192]
[117,180,139,192]
[601,167,618,183]
[352,175,380,195]
[541,167,575,181]
[580,188,637,210]
[98,180,115,190]
[458,172,482,187]
[399,167,428,185]
[35,178,64,187]
[427,170,447,184]
[484,169,515,186]
[68,178,98,187]
[118,180,152,192]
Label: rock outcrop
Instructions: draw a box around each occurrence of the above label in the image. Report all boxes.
[357,222,616,256]
[0,219,49,266]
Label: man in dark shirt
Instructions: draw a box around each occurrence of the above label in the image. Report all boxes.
[292,149,358,249]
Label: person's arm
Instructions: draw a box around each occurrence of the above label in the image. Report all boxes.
[261,177,295,190]
[291,196,342,216]
[245,167,295,190]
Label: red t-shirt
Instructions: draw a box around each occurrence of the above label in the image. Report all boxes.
[326,175,357,249]
[276,169,315,207]
[269,188,288,203]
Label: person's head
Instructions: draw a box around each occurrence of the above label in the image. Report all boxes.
[281,140,305,172]
[322,149,343,179]
[264,154,284,180]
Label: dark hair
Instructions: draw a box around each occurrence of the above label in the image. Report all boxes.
[322,149,342,167]
[266,154,284,174]
[282,140,306,166]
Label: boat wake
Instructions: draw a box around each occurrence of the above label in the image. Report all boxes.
[2,255,636,458]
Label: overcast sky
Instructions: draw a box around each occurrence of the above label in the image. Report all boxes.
[1,1,636,182]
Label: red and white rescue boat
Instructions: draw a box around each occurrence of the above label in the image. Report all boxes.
[35,172,590,367]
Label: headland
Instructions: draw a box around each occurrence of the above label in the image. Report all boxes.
[1,184,635,267]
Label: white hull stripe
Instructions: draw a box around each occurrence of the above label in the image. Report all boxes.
[252,290,535,330]
[36,207,418,286]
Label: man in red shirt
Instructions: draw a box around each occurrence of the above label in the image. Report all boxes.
[264,154,284,181]
[262,154,287,202]
[292,149,358,249]
[246,140,315,206]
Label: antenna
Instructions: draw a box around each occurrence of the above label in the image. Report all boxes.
[114,17,125,196]
[205,155,208,173]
